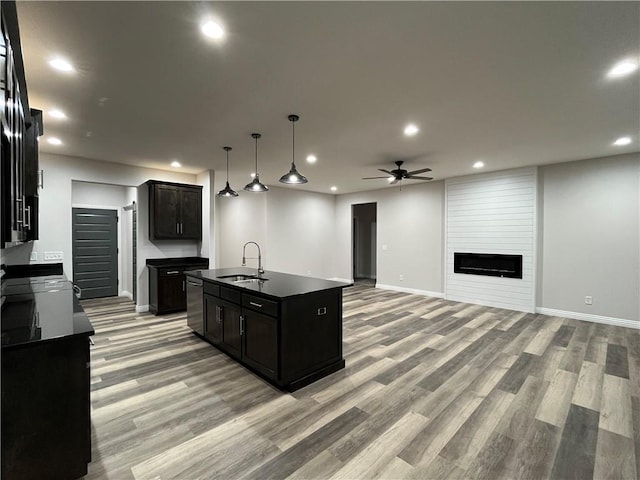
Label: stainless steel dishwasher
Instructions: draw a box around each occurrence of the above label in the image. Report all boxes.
[186,277,204,335]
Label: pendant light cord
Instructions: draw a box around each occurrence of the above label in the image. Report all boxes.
[255,136,258,173]
[226,150,229,183]
[292,120,295,166]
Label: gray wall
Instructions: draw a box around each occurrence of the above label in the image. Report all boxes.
[335,181,445,294]
[539,153,639,321]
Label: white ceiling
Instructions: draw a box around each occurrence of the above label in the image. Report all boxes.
[16,1,640,194]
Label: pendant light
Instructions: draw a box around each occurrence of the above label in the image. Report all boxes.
[217,146,238,197]
[279,114,308,184]
[244,133,269,192]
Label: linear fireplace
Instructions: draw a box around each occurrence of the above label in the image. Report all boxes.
[454,252,523,279]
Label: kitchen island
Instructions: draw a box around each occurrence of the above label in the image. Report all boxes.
[185,268,352,391]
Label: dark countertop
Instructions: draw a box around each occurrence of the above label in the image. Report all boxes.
[186,267,352,300]
[1,276,94,349]
[146,257,209,268]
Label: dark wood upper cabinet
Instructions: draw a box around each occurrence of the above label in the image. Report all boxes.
[1,2,42,248]
[147,180,202,241]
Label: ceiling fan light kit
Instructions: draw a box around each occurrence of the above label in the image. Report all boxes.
[362,160,433,185]
[244,133,269,192]
[217,146,239,197]
[279,114,308,185]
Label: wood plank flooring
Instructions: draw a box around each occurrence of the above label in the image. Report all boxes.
[82,284,640,479]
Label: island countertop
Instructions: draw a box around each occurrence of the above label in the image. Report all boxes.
[185,267,352,300]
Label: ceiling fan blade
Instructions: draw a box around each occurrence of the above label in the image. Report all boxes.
[362,176,392,180]
[406,167,432,175]
[406,175,433,180]
[378,169,394,175]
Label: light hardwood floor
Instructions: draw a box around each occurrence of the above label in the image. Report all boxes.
[83,284,640,479]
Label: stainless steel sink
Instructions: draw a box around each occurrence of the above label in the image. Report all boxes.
[216,274,269,283]
[234,278,269,284]
[216,274,257,281]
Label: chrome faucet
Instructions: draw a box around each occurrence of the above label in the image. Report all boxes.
[242,241,264,275]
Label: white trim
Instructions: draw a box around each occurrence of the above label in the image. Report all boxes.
[531,166,538,313]
[536,307,639,330]
[376,283,444,298]
[120,290,133,300]
[135,304,149,313]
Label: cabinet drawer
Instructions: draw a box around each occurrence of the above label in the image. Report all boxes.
[242,293,278,317]
[203,281,220,297]
[159,268,183,277]
[220,286,241,304]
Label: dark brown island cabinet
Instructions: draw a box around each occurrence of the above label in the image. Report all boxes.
[147,180,202,241]
[186,268,352,391]
[1,265,95,480]
[147,257,209,314]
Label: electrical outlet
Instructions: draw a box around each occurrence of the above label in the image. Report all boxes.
[307,270,311,276]
[585,296,593,305]
[399,274,404,281]
[30,251,38,261]
[44,251,63,261]
[382,244,388,251]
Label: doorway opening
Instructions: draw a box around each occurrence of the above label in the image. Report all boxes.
[352,203,377,286]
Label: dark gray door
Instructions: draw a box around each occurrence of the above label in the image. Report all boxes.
[72,208,118,299]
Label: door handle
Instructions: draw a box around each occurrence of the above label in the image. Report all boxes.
[240,315,244,336]
[249,301,263,308]
[166,270,180,275]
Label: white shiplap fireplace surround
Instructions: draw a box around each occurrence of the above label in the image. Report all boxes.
[445,167,537,312]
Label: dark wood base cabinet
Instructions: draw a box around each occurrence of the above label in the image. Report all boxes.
[1,336,92,480]
[147,258,208,315]
[202,282,345,391]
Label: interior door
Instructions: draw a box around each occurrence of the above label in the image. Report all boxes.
[72,208,118,299]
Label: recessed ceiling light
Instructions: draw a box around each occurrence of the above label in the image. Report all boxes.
[330,186,337,192]
[47,137,62,145]
[613,136,632,146]
[306,154,317,164]
[170,160,182,168]
[201,20,224,39]
[48,58,74,72]
[607,59,639,78]
[473,161,485,169]
[49,109,67,119]
[403,123,419,136]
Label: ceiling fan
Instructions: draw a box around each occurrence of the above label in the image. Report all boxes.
[363,160,433,184]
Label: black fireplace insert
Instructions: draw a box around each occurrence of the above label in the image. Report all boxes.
[454,252,523,279]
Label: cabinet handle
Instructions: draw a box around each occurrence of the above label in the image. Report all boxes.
[166,270,180,275]
[24,206,31,229]
[176,223,180,234]
[180,223,183,234]
[249,301,263,308]
[38,170,44,189]
[216,305,223,324]
[240,315,244,336]
[182,280,185,292]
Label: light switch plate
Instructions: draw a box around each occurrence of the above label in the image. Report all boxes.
[30,251,38,261]
[44,251,64,261]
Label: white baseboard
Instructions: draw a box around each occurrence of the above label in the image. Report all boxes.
[329,277,354,284]
[135,304,149,313]
[536,307,639,330]
[376,283,445,299]
[120,290,133,300]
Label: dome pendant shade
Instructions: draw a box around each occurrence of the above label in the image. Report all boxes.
[279,114,308,185]
[279,163,308,184]
[218,181,238,197]
[217,146,238,197]
[244,175,269,192]
[244,133,269,192]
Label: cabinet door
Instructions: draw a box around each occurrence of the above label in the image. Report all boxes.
[152,184,180,239]
[242,310,278,379]
[159,274,185,312]
[204,295,223,345]
[179,187,202,240]
[220,300,242,359]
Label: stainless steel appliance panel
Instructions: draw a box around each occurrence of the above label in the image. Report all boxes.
[186,277,204,334]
